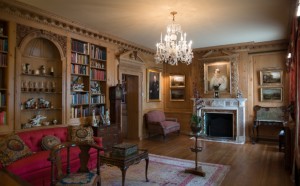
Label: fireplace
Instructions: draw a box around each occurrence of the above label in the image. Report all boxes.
[205,113,234,139]
[192,98,247,144]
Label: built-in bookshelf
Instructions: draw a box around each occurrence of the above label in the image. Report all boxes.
[15,34,64,131]
[0,21,8,127]
[71,39,90,120]
[70,39,107,123]
[90,44,106,117]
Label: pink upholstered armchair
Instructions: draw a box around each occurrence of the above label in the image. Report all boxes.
[144,110,180,140]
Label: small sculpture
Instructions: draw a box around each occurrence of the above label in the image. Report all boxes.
[105,109,110,125]
[38,98,50,108]
[25,98,35,109]
[236,90,243,98]
[40,65,46,75]
[72,77,84,91]
[91,82,100,93]
[92,109,98,126]
[30,114,47,127]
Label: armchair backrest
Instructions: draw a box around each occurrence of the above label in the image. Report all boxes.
[145,111,166,128]
[48,142,102,186]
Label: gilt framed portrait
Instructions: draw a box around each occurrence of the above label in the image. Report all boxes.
[170,75,185,88]
[147,69,161,102]
[259,69,283,86]
[204,61,231,93]
[260,87,283,102]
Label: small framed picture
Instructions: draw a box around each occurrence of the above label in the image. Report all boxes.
[260,87,283,102]
[170,88,185,101]
[259,70,283,86]
[170,75,185,88]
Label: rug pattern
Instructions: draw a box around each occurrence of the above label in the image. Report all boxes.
[100,154,230,186]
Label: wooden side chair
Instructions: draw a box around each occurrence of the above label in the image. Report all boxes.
[48,142,103,186]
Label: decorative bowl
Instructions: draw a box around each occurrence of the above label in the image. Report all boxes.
[42,121,50,126]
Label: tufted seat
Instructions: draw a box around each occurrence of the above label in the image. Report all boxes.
[144,110,180,140]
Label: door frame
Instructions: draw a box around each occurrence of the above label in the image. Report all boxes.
[118,54,144,140]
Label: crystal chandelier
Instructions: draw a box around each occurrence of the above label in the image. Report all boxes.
[155,11,193,65]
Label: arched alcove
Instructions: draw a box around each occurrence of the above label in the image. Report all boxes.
[15,32,66,131]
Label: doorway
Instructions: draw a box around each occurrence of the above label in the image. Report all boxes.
[121,74,139,139]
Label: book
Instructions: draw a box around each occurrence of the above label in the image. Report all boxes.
[112,143,138,157]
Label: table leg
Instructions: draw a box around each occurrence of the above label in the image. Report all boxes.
[145,157,149,182]
[121,167,128,186]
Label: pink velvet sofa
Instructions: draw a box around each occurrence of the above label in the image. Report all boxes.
[0,127,103,186]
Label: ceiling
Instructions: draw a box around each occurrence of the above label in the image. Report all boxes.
[16,0,293,50]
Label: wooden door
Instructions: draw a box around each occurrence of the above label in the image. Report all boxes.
[125,75,139,139]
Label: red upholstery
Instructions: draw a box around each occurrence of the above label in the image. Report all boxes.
[0,127,103,186]
[145,110,180,139]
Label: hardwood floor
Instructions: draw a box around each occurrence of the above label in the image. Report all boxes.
[124,134,294,186]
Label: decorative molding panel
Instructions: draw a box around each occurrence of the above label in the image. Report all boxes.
[17,24,67,56]
[0,0,154,55]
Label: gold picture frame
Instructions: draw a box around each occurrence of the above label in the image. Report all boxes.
[260,87,283,102]
[170,88,185,101]
[147,69,161,102]
[170,75,185,88]
[204,61,231,94]
[259,69,283,86]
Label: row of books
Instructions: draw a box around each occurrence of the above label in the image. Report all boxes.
[71,64,89,75]
[0,38,8,52]
[90,69,106,81]
[91,95,105,104]
[0,111,6,125]
[71,93,89,105]
[71,107,89,118]
[0,53,7,66]
[72,40,89,54]
[71,53,89,64]
[0,92,6,107]
[90,45,106,60]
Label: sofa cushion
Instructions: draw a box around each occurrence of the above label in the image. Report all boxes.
[17,127,68,152]
[70,126,94,144]
[0,134,33,166]
[41,135,61,150]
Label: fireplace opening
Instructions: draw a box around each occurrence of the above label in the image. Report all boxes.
[205,113,233,138]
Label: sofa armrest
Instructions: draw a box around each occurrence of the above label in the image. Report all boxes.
[166,117,177,122]
[93,136,103,148]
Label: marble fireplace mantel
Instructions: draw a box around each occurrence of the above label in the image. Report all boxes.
[192,98,247,144]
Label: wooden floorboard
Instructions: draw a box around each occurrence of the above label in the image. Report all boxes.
[124,134,294,186]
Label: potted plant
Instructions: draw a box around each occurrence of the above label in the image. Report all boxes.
[190,114,202,133]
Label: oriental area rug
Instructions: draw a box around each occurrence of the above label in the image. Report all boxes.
[100,154,230,186]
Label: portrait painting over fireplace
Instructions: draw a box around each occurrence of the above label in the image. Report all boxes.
[204,61,231,93]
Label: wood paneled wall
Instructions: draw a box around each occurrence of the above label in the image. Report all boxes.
[163,42,289,141]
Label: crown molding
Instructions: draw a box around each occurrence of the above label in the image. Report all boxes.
[193,40,288,55]
[0,0,155,55]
